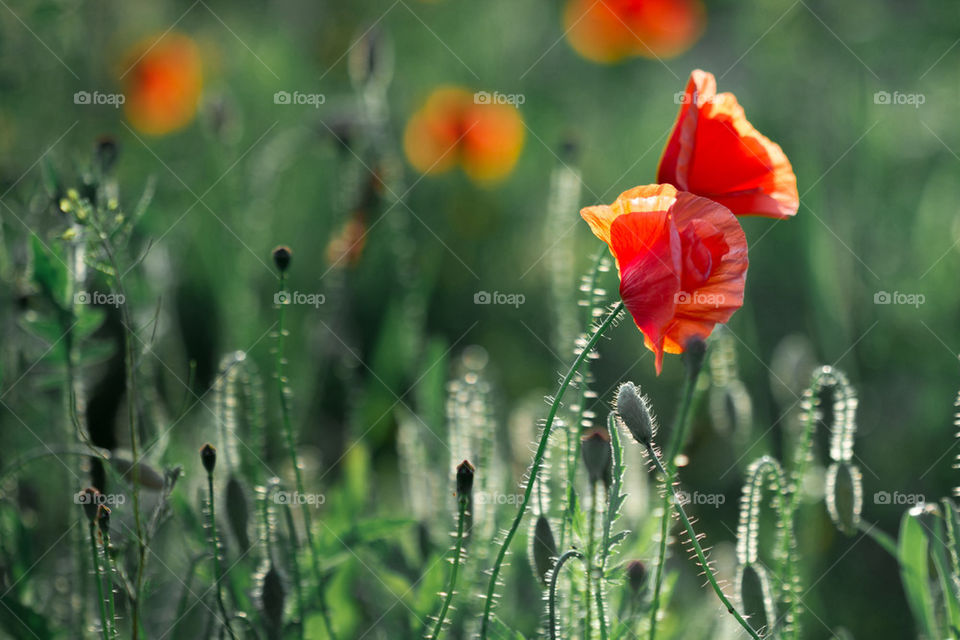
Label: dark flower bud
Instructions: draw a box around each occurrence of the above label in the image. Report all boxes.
[272,246,292,273]
[97,505,111,535]
[530,514,558,586]
[80,487,101,523]
[94,136,119,175]
[581,428,612,487]
[456,460,475,501]
[626,560,648,594]
[200,443,217,474]
[683,336,708,380]
[261,564,286,632]
[617,382,655,446]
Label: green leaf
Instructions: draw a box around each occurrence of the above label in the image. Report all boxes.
[0,596,56,639]
[30,234,68,308]
[899,508,938,638]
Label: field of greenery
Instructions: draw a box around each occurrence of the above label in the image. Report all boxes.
[1,1,959,639]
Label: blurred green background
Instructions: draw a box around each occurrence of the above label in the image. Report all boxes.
[1,0,959,638]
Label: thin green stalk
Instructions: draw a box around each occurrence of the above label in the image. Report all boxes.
[430,499,468,639]
[281,499,306,640]
[645,443,762,640]
[206,473,238,640]
[648,363,700,640]
[274,272,337,640]
[101,531,118,639]
[88,522,110,640]
[549,550,584,640]
[585,482,598,639]
[480,301,624,638]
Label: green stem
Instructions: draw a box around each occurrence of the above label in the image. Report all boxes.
[585,482,598,639]
[88,523,110,640]
[274,274,337,640]
[549,550,584,640]
[430,498,468,639]
[279,499,306,640]
[207,473,238,640]
[480,301,624,638]
[645,444,762,640]
[102,532,118,639]
[648,361,701,640]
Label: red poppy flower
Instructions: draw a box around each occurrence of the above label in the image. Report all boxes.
[122,33,203,136]
[658,70,798,219]
[403,87,525,184]
[563,0,705,63]
[581,184,747,374]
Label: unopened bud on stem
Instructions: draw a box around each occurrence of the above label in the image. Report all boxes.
[272,246,292,273]
[455,460,475,504]
[581,428,612,487]
[200,443,217,474]
[617,382,655,446]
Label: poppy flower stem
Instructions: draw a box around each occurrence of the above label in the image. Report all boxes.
[87,522,110,640]
[480,301,624,639]
[429,495,468,639]
[274,271,338,640]
[549,550,584,640]
[644,443,762,640]
[205,470,238,640]
[648,362,701,640]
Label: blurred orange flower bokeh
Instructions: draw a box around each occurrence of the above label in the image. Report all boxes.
[581,184,748,373]
[658,70,799,219]
[563,0,705,63]
[122,33,203,136]
[403,87,525,185]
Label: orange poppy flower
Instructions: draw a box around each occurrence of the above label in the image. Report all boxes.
[563,0,705,63]
[403,87,524,184]
[122,33,203,136]
[658,70,798,219]
[581,184,747,374]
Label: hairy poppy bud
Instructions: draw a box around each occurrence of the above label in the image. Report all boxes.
[581,428,612,487]
[201,443,217,474]
[626,560,647,594]
[456,460,475,502]
[617,382,654,446]
[530,514,557,586]
[97,505,111,535]
[272,246,292,273]
[683,336,707,380]
[80,487,101,523]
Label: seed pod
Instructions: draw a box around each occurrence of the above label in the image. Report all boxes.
[261,563,286,636]
[529,514,557,586]
[581,428,612,487]
[97,505,111,535]
[226,476,251,551]
[80,487,100,523]
[616,382,654,446]
[200,443,217,474]
[271,246,292,273]
[455,460,475,503]
[626,560,647,594]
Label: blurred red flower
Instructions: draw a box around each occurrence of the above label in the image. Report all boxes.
[563,0,705,63]
[581,184,747,374]
[403,87,525,185]
[658,70,799,219]
[122,33,203,136]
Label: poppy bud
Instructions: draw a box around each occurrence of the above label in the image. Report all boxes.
[94,136,118,175]
[271,246,292,273]
[617,382,654,446]
[683,336,707,380]
[200,443,217,474]
[97,505,111,535]
[456,460,475,502]
[80,487,100,523]
[530,514,557,586]
[581,428,612,487]
[626,560,647,594]
[261,563,286,632]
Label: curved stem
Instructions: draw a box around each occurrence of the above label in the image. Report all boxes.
[479,302,624,638]
[88,523,110,640]
[645,444,762,640]
[206,473,238,640]
[430,498,468,639]
[648,362,701,640]
[549,550,584,640]
[274,273,337,640]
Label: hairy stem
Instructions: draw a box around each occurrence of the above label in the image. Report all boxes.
[430,498,468,639]
[549,550,584,640]
[88,523,110,640]
[206,473,238,640]
[479,301,624,638]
